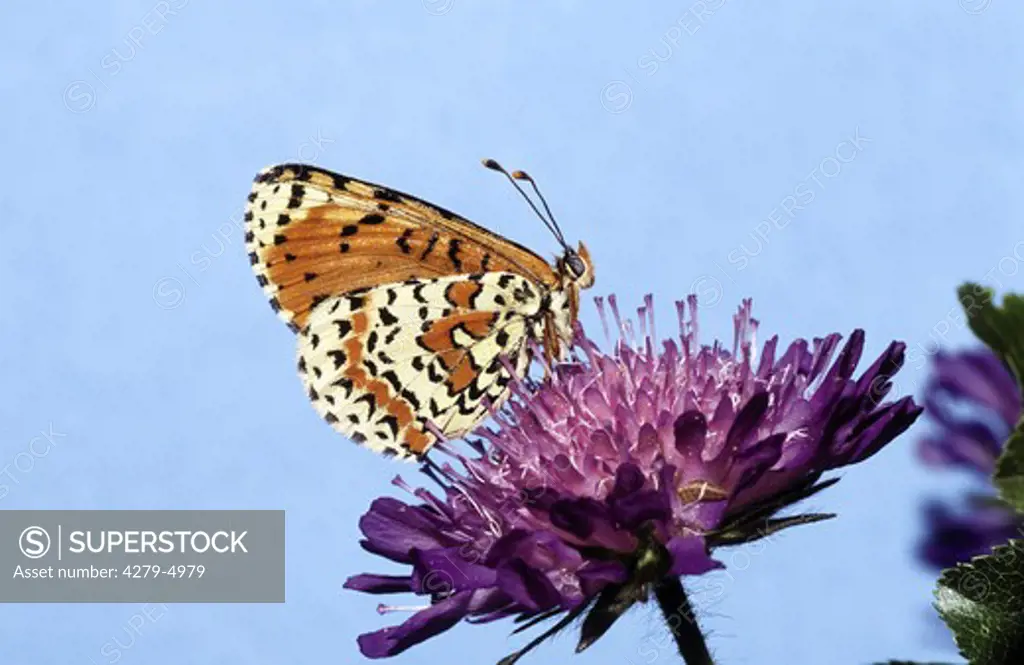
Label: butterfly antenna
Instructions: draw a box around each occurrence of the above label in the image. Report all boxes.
[482,159,570,251]
[510,169,568,247]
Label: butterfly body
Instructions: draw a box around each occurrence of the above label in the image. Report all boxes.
[245,163,593,458]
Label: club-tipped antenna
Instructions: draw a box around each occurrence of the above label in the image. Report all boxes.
[482,159,569,251]
[510,169,568,247]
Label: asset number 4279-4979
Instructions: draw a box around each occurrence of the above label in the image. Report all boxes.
[122,564,206,579]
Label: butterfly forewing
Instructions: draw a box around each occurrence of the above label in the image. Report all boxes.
[244,163,557,331]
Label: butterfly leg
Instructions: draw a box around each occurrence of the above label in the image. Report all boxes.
[541,313,562,380]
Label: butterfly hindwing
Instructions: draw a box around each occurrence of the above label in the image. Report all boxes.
[297,272,543,458]
[245,163,558,332]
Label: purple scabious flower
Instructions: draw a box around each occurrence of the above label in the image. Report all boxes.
[917,349,1023,570]
[345,296,922,662]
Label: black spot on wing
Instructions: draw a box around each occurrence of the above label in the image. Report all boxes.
[401,389,422,411]
[454,393,478,416]
[331,377,354,398]
[354,393,377,416]
[381,370,402,392]
[421,232,439,260]
[327,350,347,369]
[396,229,413,254]
[448,239,463,271]
[378,415,400,438]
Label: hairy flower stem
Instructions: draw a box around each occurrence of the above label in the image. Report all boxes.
[655,578,713,665]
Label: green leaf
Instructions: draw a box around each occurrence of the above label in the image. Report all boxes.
[956,285,1024,384]
[935,538,1024,665]
[957,284,1024,513]
[996,430,1024,515]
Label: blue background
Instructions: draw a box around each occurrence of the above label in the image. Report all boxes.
[2,1,1022,663]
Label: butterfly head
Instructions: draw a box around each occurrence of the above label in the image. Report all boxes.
[559,241,595,289]
[481,159,595,291]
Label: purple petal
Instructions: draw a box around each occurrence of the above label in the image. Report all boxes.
[666,536,722,575]
[484,530,533,566]
[496,559,562,611]
[673,411,708,457]
[726,392,770,452]
[549,498,602,539]
[932,351,1021,427]
[608,463,646,501]
[358,498,448,564]
[411,547,497,593]
[344,574,414,594]
[577,561,629,596]
[357,590,473,658]
[609,488,671,529]
[918,499,1021,570]
[917,428,1002,475]
[548,498,632,550]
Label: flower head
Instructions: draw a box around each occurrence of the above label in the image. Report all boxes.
[917,349,1023,569]
[345,296,922,661]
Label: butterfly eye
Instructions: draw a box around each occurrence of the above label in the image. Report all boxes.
[566,253,587,279]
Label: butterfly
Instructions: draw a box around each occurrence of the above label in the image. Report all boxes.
[244,160,594,459]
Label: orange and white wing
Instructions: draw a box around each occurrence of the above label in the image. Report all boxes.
[298,272,544,459]
[244,163,558,332]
